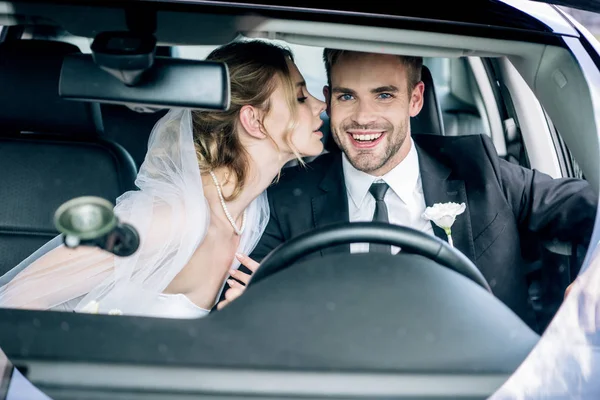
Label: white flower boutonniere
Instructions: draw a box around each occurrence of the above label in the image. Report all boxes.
[422,202,466,247]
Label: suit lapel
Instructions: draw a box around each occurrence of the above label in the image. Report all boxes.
[416,142,476,262]
[312,152,350,256]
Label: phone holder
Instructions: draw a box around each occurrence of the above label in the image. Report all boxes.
[54,196,140,257]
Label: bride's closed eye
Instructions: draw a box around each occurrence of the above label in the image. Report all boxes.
[297,86,309,103]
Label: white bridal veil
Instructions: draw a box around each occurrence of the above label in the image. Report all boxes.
[0,108,270,315]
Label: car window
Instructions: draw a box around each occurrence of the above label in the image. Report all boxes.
[1,3,600,398]
[15,26,501,141]
[14,27,514,163]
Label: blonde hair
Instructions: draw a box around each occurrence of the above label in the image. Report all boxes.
[193,40,303,201]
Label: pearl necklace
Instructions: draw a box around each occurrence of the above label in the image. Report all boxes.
[209,171,247,235]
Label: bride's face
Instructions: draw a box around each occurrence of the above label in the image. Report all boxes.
[262,60,326,160]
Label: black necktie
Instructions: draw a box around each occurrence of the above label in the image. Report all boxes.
[368,181,391,253]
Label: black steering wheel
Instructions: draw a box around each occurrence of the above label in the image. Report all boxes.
[249,222,492,292]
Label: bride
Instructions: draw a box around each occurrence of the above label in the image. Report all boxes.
[0,40,326,318]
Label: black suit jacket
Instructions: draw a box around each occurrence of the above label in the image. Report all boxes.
[247,134,597,329]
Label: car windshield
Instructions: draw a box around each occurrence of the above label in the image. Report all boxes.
[1,1,600,399]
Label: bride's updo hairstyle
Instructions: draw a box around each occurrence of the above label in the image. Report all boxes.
[192,40,302,201]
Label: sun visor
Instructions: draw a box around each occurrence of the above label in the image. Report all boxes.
[59,54,230,111]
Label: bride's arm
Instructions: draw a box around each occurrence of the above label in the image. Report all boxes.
[0,245,114,309]
[0,200,185,310]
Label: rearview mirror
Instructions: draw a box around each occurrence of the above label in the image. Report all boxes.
[59,54,230,111]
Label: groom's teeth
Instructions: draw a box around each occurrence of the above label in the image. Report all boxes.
[351,133,382,141]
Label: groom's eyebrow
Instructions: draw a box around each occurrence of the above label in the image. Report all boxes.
[332,87,355,94]
[373,85,399,93]
[331,86,399,95]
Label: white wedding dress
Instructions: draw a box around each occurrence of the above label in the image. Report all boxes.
[0,109,269,318]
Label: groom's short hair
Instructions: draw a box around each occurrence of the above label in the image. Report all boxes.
[322,48,422,94]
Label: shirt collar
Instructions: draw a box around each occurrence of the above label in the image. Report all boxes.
[342,138,421,208]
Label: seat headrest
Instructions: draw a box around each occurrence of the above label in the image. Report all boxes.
[320,65,445,153]
[0,40,102,136]
[411,65,445,136]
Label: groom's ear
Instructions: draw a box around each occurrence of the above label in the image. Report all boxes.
[323,85,331,117]
[409,81,425,118]
[239,105,266,139]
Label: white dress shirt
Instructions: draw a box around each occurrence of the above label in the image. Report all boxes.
[342,139,434,254]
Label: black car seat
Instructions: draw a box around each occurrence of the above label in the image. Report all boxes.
[0,40,137,275]
[100,104,168,169]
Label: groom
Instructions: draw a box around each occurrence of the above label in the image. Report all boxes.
[226,49,597,330]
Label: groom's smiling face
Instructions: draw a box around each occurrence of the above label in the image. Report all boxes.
[324,52,424,176]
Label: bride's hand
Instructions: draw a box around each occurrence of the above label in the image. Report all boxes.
[216,253,259,310]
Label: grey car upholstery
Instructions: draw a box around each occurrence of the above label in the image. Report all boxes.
[0,40,137,276]
[426,58,487,137]
[441,96,487,137]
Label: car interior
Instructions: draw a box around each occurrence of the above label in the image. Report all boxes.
[0,25,586,332]
[0,1,599,399]
[0,29,441,265]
